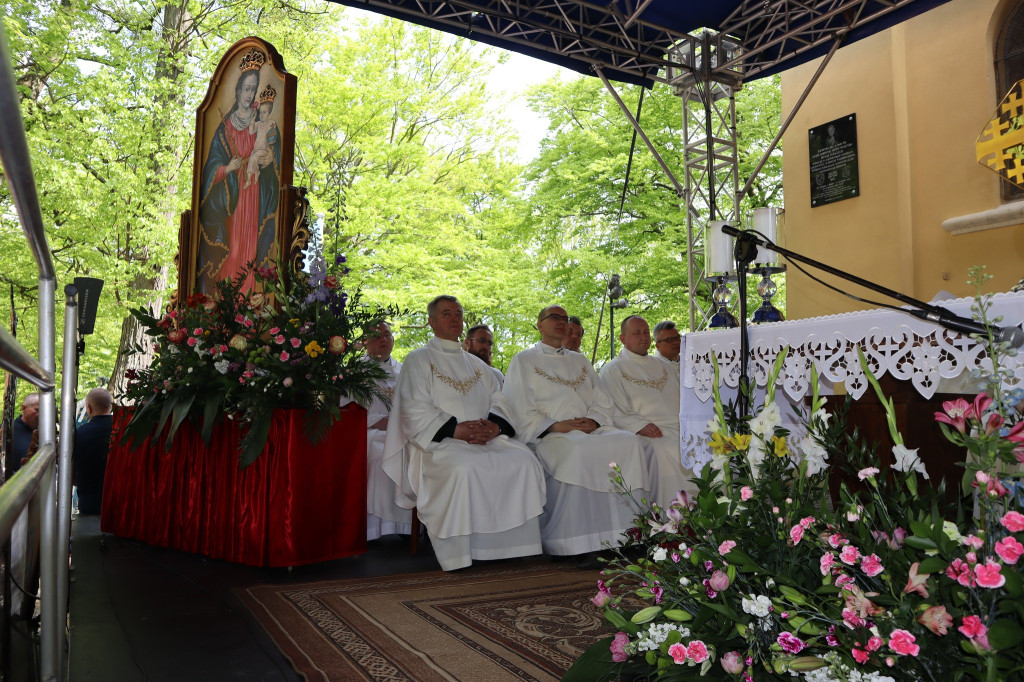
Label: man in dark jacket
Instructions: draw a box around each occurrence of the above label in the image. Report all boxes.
[8,393,39,476]
[74,388,113,515]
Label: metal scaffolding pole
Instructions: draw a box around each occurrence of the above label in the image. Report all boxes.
[670,32,741,331]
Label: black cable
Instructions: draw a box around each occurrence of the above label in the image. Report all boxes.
[756,234,907,314]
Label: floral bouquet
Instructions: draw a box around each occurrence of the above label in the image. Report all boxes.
[120,255,398,467]
[565,268,1024,681]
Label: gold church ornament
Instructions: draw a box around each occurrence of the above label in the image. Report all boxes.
[621,367,669,392]
[430,365,483,395]
[976,78,1024,188]
[533,365,589,391]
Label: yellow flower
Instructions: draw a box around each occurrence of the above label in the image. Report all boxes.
[730,433,752,452]
[709,431,732,455]
[771,435,789,458]
[305,340,324,358]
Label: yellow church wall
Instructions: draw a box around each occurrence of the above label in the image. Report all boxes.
[781,0,1024,320]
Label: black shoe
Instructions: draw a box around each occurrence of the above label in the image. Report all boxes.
[574,551,603,570]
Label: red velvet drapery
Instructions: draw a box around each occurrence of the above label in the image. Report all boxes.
[101,405,367,567]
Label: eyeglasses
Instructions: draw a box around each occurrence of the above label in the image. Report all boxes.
[540,314,570,323]
[466,337,493,346]
[656,335,682,344]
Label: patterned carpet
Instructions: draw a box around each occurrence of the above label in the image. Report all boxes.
[238,561,609,681]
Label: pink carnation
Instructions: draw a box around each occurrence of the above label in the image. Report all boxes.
[852,647,869,664]
[789,524,805,545]
[820,553,835,576]
[718,540,736,555]
[799,516,815,529]
[962,534,984,550]
[1001,511,1024,533]
[858,467,879,480]
[958,615,987,638]
[828,533,848,548]
[686,640,709,663]
[974,560,1006,588]
[866,636,884,652]
[290,337,302,348]
[668,642,688,664]
[610,632,630,663]
[740,486,753,501]
[888,629,920,657]
[279,351,290,362]
[995,536,1024,564]
[839,545,860,565]
[861,553,884,577]
[777,632,806,654]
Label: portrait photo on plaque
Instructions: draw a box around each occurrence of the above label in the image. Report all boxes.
[808,114,859,208]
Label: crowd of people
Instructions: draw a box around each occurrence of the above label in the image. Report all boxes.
[359,296,689,571]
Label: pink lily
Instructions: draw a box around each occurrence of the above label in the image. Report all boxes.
[934,397,970,434]
[903,562,930,598]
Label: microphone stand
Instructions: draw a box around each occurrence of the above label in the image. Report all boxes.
[732,232,760,421]
[721,225,1024,421]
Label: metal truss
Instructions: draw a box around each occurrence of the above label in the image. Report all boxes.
[334,0,943,86]
[672,33,740,330]
[333,0,944,329]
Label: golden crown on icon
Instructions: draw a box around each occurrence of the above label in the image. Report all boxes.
[258,84,276,104]
[239,48,266,72]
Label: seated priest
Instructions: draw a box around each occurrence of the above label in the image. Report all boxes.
[360,320,412,541]
[382,295,546,571]
[600,315,695,509]
[652,320,682,363]
[462,323,504,387]
[503,305,655,563]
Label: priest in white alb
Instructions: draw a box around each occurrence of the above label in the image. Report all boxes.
[503,305,655,562]
[600,315,695,509]
[382,295,546,571]
[359,320,412,541]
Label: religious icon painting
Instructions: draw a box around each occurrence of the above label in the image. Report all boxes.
[184,37,297,297]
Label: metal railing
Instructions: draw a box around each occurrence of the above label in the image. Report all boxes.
[0,12,79,682]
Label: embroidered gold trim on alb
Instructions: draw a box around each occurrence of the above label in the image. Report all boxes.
[431,364,482,395]
[533,364,588,391]
[621,367,669,392]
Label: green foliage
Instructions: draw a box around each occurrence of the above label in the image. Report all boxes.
[1,3,785,387]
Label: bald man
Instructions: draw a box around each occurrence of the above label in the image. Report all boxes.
[74,388,114,515]
[600,315,695,509]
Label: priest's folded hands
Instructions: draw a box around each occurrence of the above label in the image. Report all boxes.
[546,418,599,434]
[453,419,501,444]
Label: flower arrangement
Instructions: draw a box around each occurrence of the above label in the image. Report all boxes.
[565,268,1024,682]
[120,256,397,467]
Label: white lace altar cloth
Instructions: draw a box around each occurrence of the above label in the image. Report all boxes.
[678,291,1024,472]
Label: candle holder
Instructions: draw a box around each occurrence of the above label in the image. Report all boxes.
[707,275,738,328]
[750,264,786,324]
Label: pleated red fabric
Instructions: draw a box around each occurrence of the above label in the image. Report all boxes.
[101,404,367,567]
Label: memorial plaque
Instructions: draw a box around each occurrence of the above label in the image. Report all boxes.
[809,114,859,207]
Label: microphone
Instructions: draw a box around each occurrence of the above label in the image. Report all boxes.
[715,224,1024,348]
[904,307,1024,349]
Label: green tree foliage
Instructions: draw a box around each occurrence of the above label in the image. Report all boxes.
[0,0,339,391]
[1,2,783,386]
[520,74,783,360]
